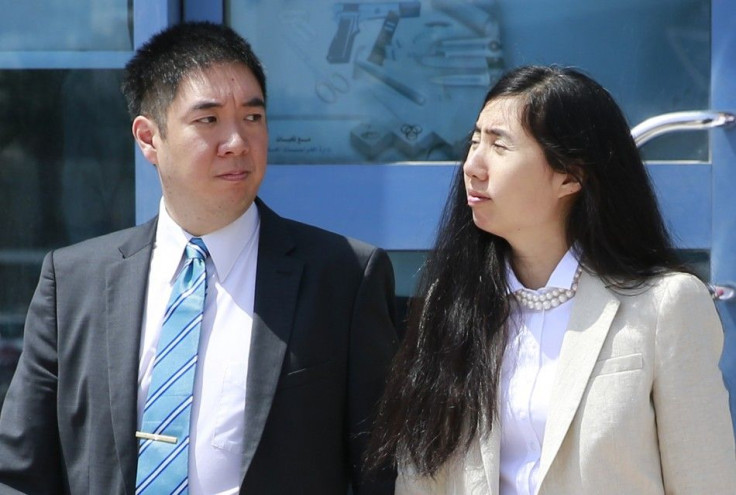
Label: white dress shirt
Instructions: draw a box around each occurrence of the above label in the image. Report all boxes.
[138,199,260,495]
[499,249,580,495]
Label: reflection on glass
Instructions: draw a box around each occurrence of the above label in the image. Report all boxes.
[227,0,709,164]
[639,132,708,162]
[387,250,427,339]
[0,70,134,401]
[0,0,132,51]
[61,71,135,242]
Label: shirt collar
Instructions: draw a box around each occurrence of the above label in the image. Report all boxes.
[155,198,260,283]
[506,247,580,294]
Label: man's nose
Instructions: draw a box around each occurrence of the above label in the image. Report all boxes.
[218,125,249,156]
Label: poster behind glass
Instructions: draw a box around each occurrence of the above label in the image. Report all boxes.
[229,0,502,164]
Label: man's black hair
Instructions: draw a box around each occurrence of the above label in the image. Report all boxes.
[121,21,266,131]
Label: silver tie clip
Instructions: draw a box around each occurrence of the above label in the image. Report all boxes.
[135,431,178,444]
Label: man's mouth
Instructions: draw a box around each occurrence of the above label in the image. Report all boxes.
[218,171,249,181]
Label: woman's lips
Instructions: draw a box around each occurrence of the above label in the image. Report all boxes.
[467,191,490,205]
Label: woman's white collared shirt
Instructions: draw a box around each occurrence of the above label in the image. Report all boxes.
[499,250,580,495]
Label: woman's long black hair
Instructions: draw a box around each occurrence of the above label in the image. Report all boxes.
[367,65,682,476]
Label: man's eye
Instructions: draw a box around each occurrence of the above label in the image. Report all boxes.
[197,116,216,124]
[246,114,263,122]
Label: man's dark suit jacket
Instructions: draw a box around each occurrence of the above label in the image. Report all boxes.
[0,198,398,494]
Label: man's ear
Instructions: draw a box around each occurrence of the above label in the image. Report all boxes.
[132,115,160,165]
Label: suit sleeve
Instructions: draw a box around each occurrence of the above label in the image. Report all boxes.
[0,252,64,493]
[653,274,736,494]
[347,247,399,494]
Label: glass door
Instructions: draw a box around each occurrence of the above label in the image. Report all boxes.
[0,0,136,401]
[0,0,179,404]
[174,0,736,429]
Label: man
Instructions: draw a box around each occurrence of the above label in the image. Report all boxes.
[0,22,397,494]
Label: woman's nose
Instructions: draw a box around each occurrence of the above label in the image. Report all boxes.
[463,149,487,181]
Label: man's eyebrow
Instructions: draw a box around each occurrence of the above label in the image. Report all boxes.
[188,96,266,112]
[189,100,222,112]
[244,96,265,108]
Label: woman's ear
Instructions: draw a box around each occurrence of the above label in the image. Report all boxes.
[132,115,159,165]
[558,163,584,198]
[559,173,582,197]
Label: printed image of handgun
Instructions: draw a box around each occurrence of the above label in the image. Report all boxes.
[327,1,421,64]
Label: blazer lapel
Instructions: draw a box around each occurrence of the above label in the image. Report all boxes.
[536,272,620,486]
[478,420,502,494]
[239,200,304,480]
[106,219,157,495]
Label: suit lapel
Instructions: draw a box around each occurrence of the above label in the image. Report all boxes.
[105,219,157,495]
[536,272,620,486]
[240,200,304,480]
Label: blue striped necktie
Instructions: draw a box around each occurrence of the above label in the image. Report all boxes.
[136,238,209,495]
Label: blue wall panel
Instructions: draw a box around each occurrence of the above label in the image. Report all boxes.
[647,164,712,250]
[258,164,456,249]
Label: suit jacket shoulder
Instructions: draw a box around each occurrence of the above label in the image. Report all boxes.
[256,198,380,264]
[51,217,157,265]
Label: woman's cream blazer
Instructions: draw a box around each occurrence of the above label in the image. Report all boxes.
[397,271,736,494]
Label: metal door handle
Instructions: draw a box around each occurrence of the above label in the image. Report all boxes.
[709,284,735,302]
[631,111,736,147]
[631,111,736,303]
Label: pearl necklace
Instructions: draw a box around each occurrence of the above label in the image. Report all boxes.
[512,266,583,311]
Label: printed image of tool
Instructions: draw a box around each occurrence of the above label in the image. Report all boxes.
[316,72,351,103]
[431,0,500,37]
[328,1,421,64]
[367,10,400,66]
[355,59,427,105]
[431,37,502,60]
[283,31,352,104]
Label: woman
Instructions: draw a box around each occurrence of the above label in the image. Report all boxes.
[368,66,736,494]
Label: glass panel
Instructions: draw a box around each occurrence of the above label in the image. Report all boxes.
[388,250,426,298]
[677,249,710,282]
[0,0,133,51]
[226,0,709,164]
[0,69,135,400]
[387,250,427,338]
[502,0,710,162]
[639,132,708,162]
